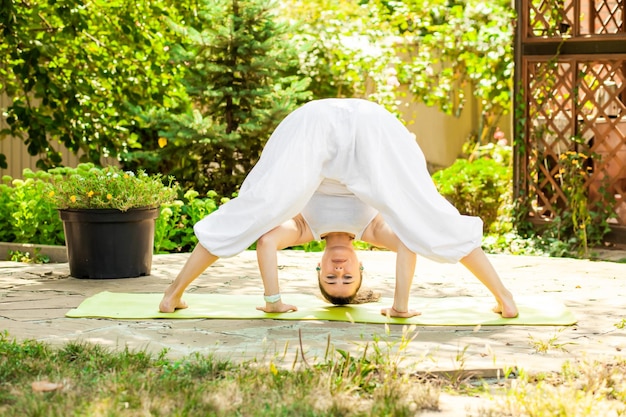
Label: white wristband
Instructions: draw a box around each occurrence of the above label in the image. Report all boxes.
[264,294,281,303]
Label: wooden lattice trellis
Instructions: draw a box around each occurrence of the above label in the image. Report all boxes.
[515,0,626,237]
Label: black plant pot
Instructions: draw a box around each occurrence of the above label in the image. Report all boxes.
[59,208,159,279]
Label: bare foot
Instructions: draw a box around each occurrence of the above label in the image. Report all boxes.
[159,290,188,313]
[256,301,298,313]
[380,307,422,318]
[493,291,518,318]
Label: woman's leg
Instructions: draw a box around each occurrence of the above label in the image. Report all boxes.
[342,100,482,263]
[193,101,335,258]
[160,100,336,312]
[159,244,218,313]
[341,100,517,316]
[460,247,518,318]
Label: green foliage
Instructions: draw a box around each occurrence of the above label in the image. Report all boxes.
[45,163,178,211]
[0,166,204,253]
[0,170,64,244]
[374,0,515,145]
[279,0,400,110]
[533,151,613,258]
[2,0,517,202]
[0,0,186,168]
[436,138,613,258]
[555,151,596,257]
[289,240,325,252]
[7,249,50,264]
[432,154,512,233]
[127,0,311,197]
[154,189,220,253]
[507,147,613,259]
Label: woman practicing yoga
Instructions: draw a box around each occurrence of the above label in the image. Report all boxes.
[159,98,518,318]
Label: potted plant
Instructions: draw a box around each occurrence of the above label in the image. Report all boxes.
[46,163,178,279]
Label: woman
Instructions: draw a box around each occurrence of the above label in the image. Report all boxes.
[159,98,518,318]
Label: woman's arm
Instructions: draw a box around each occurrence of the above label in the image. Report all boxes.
[255,215,314,313]
[361,215,421,318]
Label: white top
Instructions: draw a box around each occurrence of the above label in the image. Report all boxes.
[301,179,378,240]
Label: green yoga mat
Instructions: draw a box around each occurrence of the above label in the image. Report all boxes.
[66,292,577,326]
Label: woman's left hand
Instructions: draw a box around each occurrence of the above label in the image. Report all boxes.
[257,301,298,313]
[380,307,421,318]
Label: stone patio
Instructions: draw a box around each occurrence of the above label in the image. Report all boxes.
[1,249,625,415]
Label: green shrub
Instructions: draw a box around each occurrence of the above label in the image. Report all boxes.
[45,163,178,211]
[0,167,223,255]
[0,170,64,245]
[0,176,14,242]
[432,157,511,232]
[154,189,221,254]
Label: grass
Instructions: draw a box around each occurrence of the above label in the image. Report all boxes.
[527,328,575,354]
[0,329,439,417]
[472,358,626,417]
[2,330,625,417]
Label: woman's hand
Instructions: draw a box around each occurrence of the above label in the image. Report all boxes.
[380,306,421,318]
[257,301,298,313]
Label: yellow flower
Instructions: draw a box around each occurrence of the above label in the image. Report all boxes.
[48,191,55,197]
[107,194,113,200]
[124,174,129,179]
[70,195,77,203]
[87,191,94,198]
[158,137,167,148]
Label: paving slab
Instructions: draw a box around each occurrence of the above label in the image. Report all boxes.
[1,250,625,376]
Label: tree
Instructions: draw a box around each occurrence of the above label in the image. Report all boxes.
[127,0,311,197]
[1,0,516,192]
[0,0,185,169]
[278,0,400,111]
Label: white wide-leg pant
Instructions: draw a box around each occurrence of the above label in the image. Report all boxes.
[194,98,483,263]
